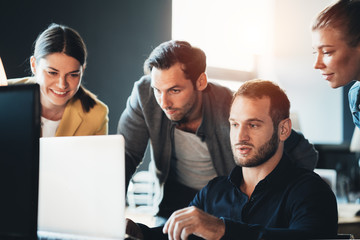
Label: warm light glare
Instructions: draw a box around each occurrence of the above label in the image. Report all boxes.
[172,0,273,72]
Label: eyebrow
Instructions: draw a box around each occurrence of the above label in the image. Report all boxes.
[314,44,335,49]
[151,84,182,90]
[229,118,264,123]
[48,67,81,74]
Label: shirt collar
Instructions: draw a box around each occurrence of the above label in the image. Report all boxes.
[349,81,360,112]
[228,153,294,188]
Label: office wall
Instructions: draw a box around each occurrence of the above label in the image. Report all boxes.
[0,0,172,134]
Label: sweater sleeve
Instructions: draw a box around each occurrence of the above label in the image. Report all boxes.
[118,79,150,186]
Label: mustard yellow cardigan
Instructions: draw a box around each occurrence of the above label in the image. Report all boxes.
[8,77,109,136]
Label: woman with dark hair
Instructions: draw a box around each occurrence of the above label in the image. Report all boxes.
[6,23,108,136]
[312,0,360,129]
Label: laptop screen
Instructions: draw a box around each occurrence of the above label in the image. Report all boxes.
[0,57,7,84]
[38,135,126,239]
[0,84,41,240]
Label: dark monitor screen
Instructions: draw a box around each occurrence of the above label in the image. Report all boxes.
[0,84,40,240]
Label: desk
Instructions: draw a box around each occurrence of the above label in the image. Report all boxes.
[125,206,156,227]
[338,203,360,238]
[126,205,360,238]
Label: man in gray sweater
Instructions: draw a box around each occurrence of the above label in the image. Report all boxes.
[118,40,318,225]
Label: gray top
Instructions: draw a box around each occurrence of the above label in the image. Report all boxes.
[173,128,217,190]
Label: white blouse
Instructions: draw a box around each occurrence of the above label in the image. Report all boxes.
[41,117,61,137]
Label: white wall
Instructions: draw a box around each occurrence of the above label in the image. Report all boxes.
[258,0,342,144]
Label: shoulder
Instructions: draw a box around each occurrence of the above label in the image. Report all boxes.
[202,82,233,116]
[201,176,231,194]
[131,75,152,96]
[286,166,334,197]
[91,97,109,115]
[7,76,36,85]
[127,75,159,112]
[69,92,108,118]
[349,81,360,93]
[284,130,318,171]
[83,87,109,113]
[126,75,153,102]
[348,81,360,106]
[191,175,230,206]
[205,82,233,101]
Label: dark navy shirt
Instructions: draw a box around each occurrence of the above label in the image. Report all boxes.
[138,154,338,240]
[189,154,338,240]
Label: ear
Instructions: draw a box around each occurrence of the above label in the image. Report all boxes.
[278,118,292,142]
[30,56,36,75]
[195,72,208,91]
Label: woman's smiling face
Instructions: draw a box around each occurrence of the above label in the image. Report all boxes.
[312,27,360,88]
[31,52,84,109]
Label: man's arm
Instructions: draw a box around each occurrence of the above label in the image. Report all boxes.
[284,130,318,171]
[118,80,150,186]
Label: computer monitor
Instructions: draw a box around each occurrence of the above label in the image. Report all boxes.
[0,84,41,240]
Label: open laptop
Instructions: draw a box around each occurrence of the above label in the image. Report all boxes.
[38,135,126,240]
[0,57,7,84]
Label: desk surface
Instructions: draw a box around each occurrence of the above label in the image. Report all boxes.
[338,203,360,238]
[338,203,360,220]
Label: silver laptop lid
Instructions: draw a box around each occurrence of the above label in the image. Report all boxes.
[0,57,8,85]
[38,135,125,239]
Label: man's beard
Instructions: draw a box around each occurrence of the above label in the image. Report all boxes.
[234,127,279,167]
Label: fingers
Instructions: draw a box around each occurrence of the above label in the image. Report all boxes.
[163,207,192,234]
[163,206,226,240]
[163,207,199,240]
[167,216,194,240]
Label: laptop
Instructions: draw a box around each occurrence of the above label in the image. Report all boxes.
[38,135,126,240]
[0,82,40,240]
[0,57,7,84]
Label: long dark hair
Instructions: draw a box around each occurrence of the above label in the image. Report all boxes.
[33,23,96,112]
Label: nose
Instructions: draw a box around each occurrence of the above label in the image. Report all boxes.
[57,76,68,90]
[159,92,171,109]
[233,125,250,143]
[313,54,325,70]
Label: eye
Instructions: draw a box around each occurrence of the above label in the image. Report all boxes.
[170,89,180,94]
[70,73,80,78]
[47,71,57,76]
[249,123,259,129]
[229,121,238,128]
[322,50,334,56]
